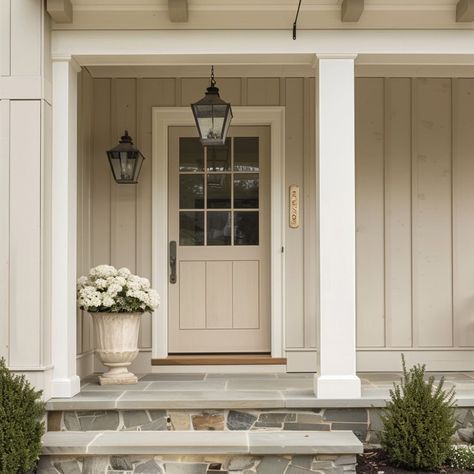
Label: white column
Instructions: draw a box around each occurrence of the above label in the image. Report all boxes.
[51,58,81,398]
[315,55,361,399]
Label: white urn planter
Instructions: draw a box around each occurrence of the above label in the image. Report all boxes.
[78,265,160,386]
[92,312,142,385]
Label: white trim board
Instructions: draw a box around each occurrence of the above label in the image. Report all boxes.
[151,107,286,360]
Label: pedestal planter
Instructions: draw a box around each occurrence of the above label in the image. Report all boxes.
[91,312,141,385]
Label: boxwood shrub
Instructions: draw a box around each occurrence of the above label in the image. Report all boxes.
[0,357,45,474]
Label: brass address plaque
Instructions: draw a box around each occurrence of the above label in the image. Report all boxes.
[289,185,300,229]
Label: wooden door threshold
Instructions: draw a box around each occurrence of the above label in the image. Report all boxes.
[151,354,287,366]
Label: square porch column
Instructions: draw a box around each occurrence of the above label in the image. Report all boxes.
[315,55,361,399]
[51,58,81,398]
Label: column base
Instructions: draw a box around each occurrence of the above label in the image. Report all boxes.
[51,375,81,398]
[314,375,361,399]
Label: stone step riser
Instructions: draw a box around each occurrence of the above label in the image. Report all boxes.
[39,454,358,474]
[47,406,474,445]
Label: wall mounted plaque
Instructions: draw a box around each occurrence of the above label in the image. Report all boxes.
[289,184,300,229]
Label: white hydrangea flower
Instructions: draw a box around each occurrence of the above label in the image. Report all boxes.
[90,264,117,279]
[102,295,115,307]
[107,283,122,296]
[118,267,131,277]
[95,278,108,289]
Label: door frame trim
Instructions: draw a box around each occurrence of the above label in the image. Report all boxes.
[151,106,286,359]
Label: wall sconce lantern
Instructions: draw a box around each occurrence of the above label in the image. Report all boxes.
[107,131,145,184]
[191,66,233,146]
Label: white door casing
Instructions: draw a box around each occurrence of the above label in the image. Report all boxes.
[152,107,285,359]
[168,126,271,353]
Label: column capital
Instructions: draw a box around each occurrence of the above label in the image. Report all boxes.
[52,55,81,73]
[317,53,358,61]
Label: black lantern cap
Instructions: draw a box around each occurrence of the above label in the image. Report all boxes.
[191,66,233,147]
[106,130,145,184]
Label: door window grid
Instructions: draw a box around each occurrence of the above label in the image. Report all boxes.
[179,137,260,246]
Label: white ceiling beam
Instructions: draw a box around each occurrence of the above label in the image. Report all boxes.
[168,0,188,23]
[457,0,474,22]
[47,0,73,23]
[341,0,364,22]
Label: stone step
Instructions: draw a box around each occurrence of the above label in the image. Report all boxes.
[42,430,362,456]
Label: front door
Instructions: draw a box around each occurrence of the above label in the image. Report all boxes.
[168,126,270,353]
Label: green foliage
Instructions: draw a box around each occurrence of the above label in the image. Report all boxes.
[381,355,456,471]
[448,445,474,470]
[0,357,45,474]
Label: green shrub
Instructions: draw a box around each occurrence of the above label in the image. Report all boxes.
[381,355,456,471]
[0,357,45,474]
[448,445,474,470]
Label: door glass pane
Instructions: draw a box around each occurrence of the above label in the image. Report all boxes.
[234,174,259,208]
[207,174,231,209]
[234,137,259,172]
[207,139,231,171]
[180,175,204,209]
[207,211,231,246]
[234,211,259,245]
[179,137,204,172]
[180,211,204,246]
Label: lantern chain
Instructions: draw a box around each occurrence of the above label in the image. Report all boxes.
[210,65,216,87]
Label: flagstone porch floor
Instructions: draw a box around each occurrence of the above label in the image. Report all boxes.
[46,371,474,409]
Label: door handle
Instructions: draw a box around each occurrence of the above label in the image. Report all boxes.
[169,241,177,284]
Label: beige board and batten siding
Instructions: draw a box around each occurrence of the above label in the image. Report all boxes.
[356,77,474,370]
[77,76,474,372]
[76,76,317,370]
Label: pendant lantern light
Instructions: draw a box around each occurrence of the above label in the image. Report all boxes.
[191,66,233,146]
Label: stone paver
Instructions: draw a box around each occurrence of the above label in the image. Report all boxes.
[46,372,474,410]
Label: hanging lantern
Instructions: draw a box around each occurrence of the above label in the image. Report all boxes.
[191,66,233,146]
[106,131,145,184]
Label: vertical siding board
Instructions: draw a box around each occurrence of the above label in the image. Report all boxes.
[0,100,9,360]
[0,0,10,76]
[10,0,41,76]
[355,78,385,347]
[284,78,305,348]
[41,101,53,366]
[247,78,280,105]
[81,70,94,353]
[91,79,111,266]
[453,78,474,347]
[303,77,317,349]
[384,78,413,347]
[76,71,84,354]
[412,78,453,347]
[110,78,137,271]
[137,78,176,348]
[9,100,41,366]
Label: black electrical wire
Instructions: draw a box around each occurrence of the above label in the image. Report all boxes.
[293,0,302,40]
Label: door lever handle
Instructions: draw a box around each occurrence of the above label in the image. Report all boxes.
[169,241,177,284]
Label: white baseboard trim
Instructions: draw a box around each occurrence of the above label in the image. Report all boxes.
[285,350,318,372]
[76,350,95,379]
[357,349,474,371]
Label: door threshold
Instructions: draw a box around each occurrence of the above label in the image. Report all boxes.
[151,354,287,366]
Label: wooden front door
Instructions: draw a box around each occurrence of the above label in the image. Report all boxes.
[168,126,270,353]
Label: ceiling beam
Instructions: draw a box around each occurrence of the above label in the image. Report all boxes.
[341,0,364,22]
[457,0,474,22]
[168,0,188,23]
[47,0,73,23]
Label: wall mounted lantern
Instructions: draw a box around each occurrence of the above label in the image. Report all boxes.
[191,66,233,146]
[107,131,145,184]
